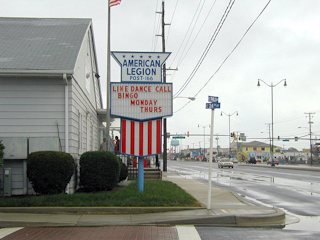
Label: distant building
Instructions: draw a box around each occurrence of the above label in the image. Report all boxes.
[234,141,278,161]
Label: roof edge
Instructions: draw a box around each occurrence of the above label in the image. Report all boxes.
[0,70,74,77]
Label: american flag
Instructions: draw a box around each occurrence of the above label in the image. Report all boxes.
[109,0,121,7]
[120,118,162,157]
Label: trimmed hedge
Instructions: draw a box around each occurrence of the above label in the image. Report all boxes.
[0,140,4,167]
[80,151,120,191]
[27,151,75,195]
[118,162,128,182]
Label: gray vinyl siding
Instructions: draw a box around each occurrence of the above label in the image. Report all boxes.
[0,19,103,195]
[68,29,101,157]
[0,78,66,140]
[69,78,100,156]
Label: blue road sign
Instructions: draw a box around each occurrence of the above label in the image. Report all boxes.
[206,102,220,109]
[208,96,219,103]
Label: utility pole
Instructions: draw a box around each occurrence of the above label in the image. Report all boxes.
[216,134,219,156]
[266,123,272,161]
[156,0,170,171]
[305,112,315,165]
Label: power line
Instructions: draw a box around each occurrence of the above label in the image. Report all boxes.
[174,0,217,69]
[175,0,206,66]
[168,0,204,67]
[174,0,272,111]
[192,0,272,99]
[166,0,179,44]
[151,0,162,51]
[174,0,236,98]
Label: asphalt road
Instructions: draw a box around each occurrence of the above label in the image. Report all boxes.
[167,160,320,232]
[2,160,320,239]
[195,226,320,240]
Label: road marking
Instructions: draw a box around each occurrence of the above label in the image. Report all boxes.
[0,228,23,239]
[176,225,201,240]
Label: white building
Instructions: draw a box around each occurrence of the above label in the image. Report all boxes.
[0,18,108,195]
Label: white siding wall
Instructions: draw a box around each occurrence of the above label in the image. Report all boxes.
[0,28,103,195]
[70,30,101,157]
[0,78,65,140]
[67,29,102,192]
[0,77,67,195]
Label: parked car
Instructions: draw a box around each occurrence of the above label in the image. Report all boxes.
[267,159,280,165]
[256,159,262,163]
[230,158,238,164]
[246,157,256,164]
[218,158,234,168]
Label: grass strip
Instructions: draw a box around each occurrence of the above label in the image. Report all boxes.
[0,180,201,207]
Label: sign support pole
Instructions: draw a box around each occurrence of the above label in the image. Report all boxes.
[138,157,144,192]
[207,108,215,209]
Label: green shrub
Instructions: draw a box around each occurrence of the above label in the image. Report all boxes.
[0,140,4,167]
[118,162,128,182]
[80,151,120,191]
[27,151,75,195]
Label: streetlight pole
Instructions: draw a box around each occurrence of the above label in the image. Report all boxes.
[221,111,238,158]
[198,124,210,160]
[257,79,287,166]
[174,96,196,101]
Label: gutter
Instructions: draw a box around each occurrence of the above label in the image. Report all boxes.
[63,73,70,194]
[0,70,73,76]
[63,74,69,153]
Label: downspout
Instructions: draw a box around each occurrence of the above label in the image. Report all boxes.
[63,73,70,194]
[63,74,69,153]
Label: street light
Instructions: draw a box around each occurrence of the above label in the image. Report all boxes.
[257,79,287,166]
[174,96,196,101]
[198,124,210,159]
[221,111,238,158]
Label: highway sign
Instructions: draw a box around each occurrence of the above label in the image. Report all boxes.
[206,102,220,109]
[208,96,219,103]
[173,136,185,139]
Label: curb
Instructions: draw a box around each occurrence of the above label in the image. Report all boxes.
[0,206,205,215]
[238,164,320,172]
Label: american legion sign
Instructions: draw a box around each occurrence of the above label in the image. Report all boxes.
[111,52,172,157]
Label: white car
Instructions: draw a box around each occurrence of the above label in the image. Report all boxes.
[230,158,238,164]
[218,158,234,168]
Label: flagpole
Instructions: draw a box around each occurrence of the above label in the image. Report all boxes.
[106,1,111,151]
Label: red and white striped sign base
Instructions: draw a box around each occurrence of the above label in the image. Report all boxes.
[120,118,162,157]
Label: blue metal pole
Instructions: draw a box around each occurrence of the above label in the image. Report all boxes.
[138,157,144,192]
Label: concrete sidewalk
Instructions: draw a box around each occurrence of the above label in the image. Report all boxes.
[0,171,287,228]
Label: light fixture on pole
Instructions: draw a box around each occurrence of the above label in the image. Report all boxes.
[220,111,238,158]
[257,79,287,166]
[174,96,196,101]
[198,124,210,159]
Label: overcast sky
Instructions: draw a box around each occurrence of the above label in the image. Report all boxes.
[1,0,319,151]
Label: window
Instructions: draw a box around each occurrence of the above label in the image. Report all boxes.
[253,147,257,151]
[261,147,265,151]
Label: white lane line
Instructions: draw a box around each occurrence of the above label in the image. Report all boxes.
[0,227,23,239]
[176,225,201,240]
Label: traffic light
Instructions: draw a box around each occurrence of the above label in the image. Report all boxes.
[231,132,234,137]
[187,131,189,137]
[233,132,237,141]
